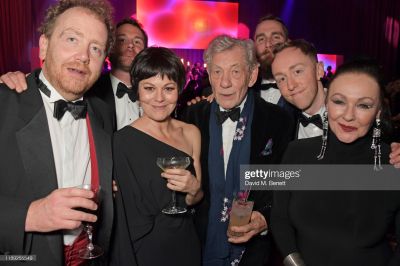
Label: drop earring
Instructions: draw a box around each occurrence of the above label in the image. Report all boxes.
[371,117,382,171]
[138,103,143,117]
[317,110,328,160]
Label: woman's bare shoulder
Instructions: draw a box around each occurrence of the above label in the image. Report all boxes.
[174,119,200,136]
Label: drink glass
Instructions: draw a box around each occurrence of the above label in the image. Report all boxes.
[156,156,190,215]
[227,199,254,237]
[76,184,103,259]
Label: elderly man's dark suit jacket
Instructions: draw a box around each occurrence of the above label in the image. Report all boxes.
[182,93,294,265]
[0,71,114,265]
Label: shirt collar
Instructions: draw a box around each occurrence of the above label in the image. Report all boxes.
[110,73,130,95]
[261,79,276,85]
[302,104,326,118]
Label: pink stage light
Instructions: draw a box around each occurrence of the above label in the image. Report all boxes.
[317,54,344,74]
[137,0,239,49]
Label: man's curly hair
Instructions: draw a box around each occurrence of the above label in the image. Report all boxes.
[39,0,115,54]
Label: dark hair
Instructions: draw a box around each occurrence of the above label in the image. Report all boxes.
[273,39,318,63]
[329,58,393,138]
[116,18,148,48]
[39,0,114,54]
[130,47,186,94]
[257,14,289,40]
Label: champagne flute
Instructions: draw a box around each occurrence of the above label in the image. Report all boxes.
[76,184,103,259]
[156,156,190,215]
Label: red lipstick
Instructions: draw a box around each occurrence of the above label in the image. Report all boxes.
[339,123,357,132]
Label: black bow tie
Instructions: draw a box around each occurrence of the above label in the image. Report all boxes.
[35,76,87,120]
[116,82,137,102]
[215,107,240,124]
[53,100,87,120]
[298,114,323,129]
[259,83,279,90]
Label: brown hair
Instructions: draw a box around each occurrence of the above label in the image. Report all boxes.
[257,14,289,40]
[39,0,114,54]
[116,18,148,48]
[273,39,318,63]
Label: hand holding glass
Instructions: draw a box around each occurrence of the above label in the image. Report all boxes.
[227,199,254,237]
[76,184,103,259]
[156,156,190,215]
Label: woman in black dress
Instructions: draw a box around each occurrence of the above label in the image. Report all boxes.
[271,59,400,266]
[110,47,203,266]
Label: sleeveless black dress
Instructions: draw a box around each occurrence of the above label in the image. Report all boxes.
[110,126,201,266]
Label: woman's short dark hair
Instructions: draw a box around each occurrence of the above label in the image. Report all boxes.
[130,47,186,94]
[329,58,393,139]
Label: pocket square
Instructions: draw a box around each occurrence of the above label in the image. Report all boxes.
[260,138,273,156]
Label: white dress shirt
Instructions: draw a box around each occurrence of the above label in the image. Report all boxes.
[221,97,247,178]
[259,79,282,105]
[39,72,91,245]
[110,74,140,130]
[297,105,326,139]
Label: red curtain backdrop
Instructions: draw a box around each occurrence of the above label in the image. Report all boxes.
[0,0,33,74]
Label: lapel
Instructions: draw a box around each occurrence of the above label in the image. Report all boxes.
[250,96,270,163]
[294,109,302,140]
[86,98,113,254]
[277,96,285,107]
[102,75,116,115]
[15,72,62,263]
[197,103,211,198]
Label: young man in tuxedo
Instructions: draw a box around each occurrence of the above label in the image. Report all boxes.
[183,35,294,266]
[87,18,148,130]
[0,0,114,265]
[271,39,400,166]
[253,15,289,105]
[271,39,326,140]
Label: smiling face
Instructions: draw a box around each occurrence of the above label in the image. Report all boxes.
[39,7,107,101]
[272,47,325,114]
[327,72,381,143]
[208,45,258,110]
[138,74,179,122]
[109,23,146,72]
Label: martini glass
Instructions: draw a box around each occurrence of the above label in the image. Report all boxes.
[156,156,190,214]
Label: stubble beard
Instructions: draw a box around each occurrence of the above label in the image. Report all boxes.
[257,52,274,80]
[44,60,96,100]
[118,58,132,72]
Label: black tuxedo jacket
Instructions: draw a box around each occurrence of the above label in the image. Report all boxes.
[87,73,117,131]
[182,94,294,265]
[252,78,297,121]
[0,71,114,265]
